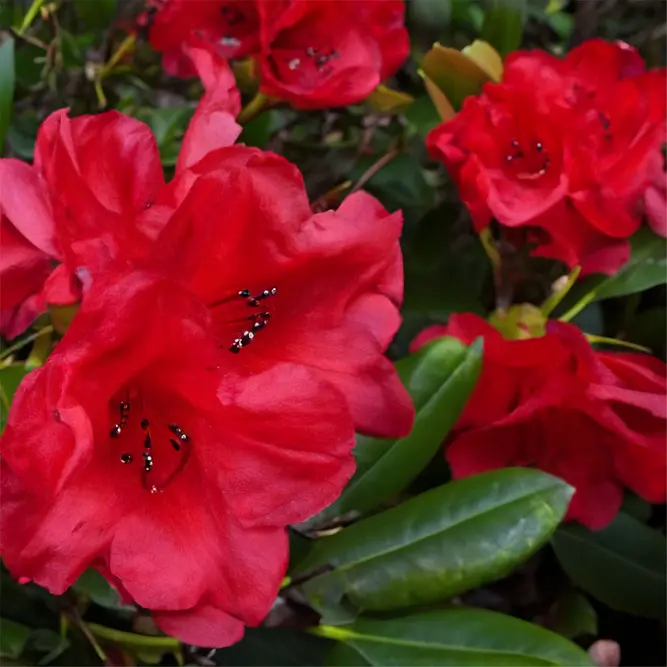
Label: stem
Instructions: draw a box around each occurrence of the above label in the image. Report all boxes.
[350,148,399,194]
[99,34,136,78]
[0,326,53,362]
[585,334,651,354]
[558,289,597,323]
[67,614,108,664]
[237,92,269,124]
[17,0,45,35]
[87,623,181,650]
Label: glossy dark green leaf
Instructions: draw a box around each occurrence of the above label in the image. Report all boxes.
[480,0,527,57]
[321,337,482,519]
[552,512,666,619]
[297,469,573,621]
[0,618,31,659]
[319,609,592,666]
[0,35,15,156]
[26,629,69,666]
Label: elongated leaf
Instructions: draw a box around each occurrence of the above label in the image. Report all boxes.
[321,609,592,666]
[0,618,31,659]
[552,512,666,619]
[0,35,14,155]
[297,469,573,622]
[591,228,667,299]
[322,338,482,520]
[560,229,667,321]
[480,0,527,57]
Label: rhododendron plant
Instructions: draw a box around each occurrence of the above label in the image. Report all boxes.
[2,2,666,664]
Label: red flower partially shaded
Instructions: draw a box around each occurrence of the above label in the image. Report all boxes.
[0,49,239,339]
[411,314,667,530]
[427,39,666,275]
[1,272,356,646]
[145,0,409,109]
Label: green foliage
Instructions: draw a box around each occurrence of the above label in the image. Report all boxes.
[296,469,573,622]
[319,337,482,519]
[481,0,527,56]
[0,35,14,155]
[552,512,666,619]
[320,609,592,666]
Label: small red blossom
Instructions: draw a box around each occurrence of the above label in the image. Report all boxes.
[145,0,409,109]
[427,39,666,275]
[411,314,667,530]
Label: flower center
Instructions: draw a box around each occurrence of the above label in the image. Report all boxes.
[504,138,551,180]
[109,397,192,494]
[209,286,278,353]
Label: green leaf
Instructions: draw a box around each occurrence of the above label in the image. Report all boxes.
[549,592,598,639]
[321,337,482,519]
[559,229,667,321]
[72,569,130,611]
[319,609,592,666]
[0,364,29,432]
[296,469,573,622]
[421,43,495,111]
[480,0,527,57]
[0,618,31,659]
[0,35,15,155]
[593,228,667,299]
[552,511,666,619]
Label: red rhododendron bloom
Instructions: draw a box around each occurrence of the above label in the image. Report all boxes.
[145,0,409,109]
[0,47,240,340]
[411,314,667,530]
[1,94,413,644]
[427,39,666,275]
[1,272,357,646]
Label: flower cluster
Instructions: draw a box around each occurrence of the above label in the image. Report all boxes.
[0,63,413,645]
[427,39,666,275]
[144,0,409,109]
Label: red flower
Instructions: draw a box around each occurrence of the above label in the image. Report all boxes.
[1,101,413,644]
[147,0,260,78]
[0,272,356,646]
[145,0,409,109]
[0,50,240,339]
[427,39,666,275]
[411,314,667,530]
[257,0,409,109]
